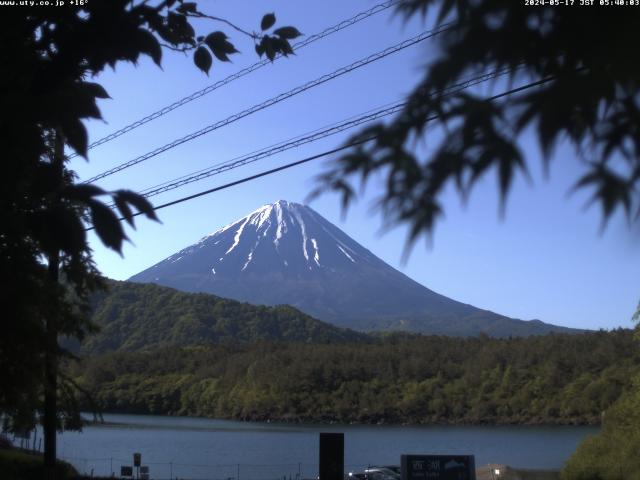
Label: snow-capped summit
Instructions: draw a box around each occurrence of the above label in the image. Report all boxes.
[155,200,380,279]
[129,201,578,336]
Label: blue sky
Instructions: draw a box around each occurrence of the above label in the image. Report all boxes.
[70,0,639,331]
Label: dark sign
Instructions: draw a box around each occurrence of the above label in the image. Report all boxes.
[120,466,133,477]
[319,432,344,480]
[133,453,141,467]
[401,455,476,480]
[140,466,149,474]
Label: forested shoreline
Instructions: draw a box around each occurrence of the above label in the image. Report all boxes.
[70,329,638,426]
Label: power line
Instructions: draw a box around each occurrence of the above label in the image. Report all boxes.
[133,68,510,201]
[67,0,402,159]
[138,104,403,198]
[88,74,557,232]
[134,103,400,194]
[87,139,374,231]
[85,23,454,184]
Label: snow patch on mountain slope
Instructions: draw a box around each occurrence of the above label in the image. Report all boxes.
[274,202,288,248]
[148,200,374,279]
[242,238,261,271]
[291,206,310,263]
[311,238,321,266]
[338,245,355,263]
[249,204,273,229]
[317,221,359,261]
[226,215,251,254]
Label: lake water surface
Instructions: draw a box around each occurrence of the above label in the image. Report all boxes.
[49,414,598,479]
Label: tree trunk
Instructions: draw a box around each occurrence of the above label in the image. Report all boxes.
[44,130,63,480]
[44,250,59,479]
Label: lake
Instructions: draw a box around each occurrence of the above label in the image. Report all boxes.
[43,414,597,479]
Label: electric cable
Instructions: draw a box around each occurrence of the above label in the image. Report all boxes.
[85,23,454,184]
[133,68,510,200]
[86,74,557,232]
[67,0,404,159]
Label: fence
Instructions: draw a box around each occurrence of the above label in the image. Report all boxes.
[6,430,374,480]
[57,457,372,480]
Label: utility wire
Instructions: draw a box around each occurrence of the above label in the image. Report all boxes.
[86,75,557,232]
[137,105,403,198]
[85,23,454,184]
[134,100,406,193]
[68,0,403,159]
[87,140,373,232]
[134,103,401,194]
[133,68,510,201]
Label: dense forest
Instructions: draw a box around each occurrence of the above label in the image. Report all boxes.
[70,281,366,354]
[562,377,640,479]
[70,329,637,426]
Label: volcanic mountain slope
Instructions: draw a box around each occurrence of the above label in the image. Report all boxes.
[129,200,580,337]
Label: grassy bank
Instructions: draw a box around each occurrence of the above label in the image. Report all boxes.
[0,447,78,480]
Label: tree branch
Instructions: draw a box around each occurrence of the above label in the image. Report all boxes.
[159,42,194,53]
[187,12,257,40]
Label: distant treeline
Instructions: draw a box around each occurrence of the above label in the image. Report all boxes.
[71,329,638,425]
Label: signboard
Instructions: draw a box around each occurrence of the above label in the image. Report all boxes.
[120,466,133,477]
[140,466,149,474]
[319,432,344,480]
[133,453,141,467]
[401,455,476,480]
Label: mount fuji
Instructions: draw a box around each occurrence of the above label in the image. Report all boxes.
[129,200,578,336]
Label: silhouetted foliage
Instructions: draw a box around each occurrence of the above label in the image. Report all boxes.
[0,0,297,434]
[69,329,638,425]
[311,4,640,475]
[315,1,640,245]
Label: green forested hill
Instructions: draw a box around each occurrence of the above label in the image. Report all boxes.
[77,281,367,354]
[72,329,638,425]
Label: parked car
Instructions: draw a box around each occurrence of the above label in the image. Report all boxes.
[378,466,401,476]
[365,467,401,480]
[347,466,401,480]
